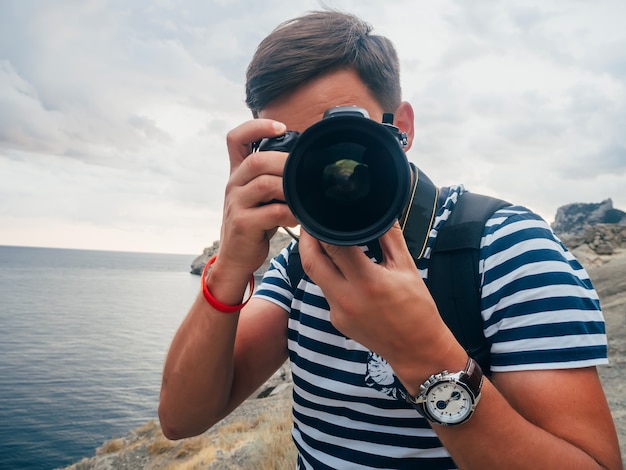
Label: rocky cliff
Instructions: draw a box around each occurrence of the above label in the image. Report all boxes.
[189,230,295,277]
[551,199,626,266]
[552,198,626,235]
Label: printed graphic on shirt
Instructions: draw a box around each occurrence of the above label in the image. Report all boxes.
[364,352,407,400]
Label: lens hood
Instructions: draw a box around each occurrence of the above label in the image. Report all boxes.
[283,111,411,245]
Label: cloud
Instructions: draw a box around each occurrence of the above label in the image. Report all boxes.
[0,0,625,253]
[0,1,254,163]
[397,1,626,218]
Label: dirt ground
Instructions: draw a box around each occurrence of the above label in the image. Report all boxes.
[587,254,626,462]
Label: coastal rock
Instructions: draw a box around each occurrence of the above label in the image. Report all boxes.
[190,230,296,276]
[552,198,626,237]
[189,241,220,275]
[551,199,626,267]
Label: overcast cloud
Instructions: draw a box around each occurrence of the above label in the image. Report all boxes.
[1,0,624,254]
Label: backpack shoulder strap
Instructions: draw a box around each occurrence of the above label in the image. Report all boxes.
[286,241,304,290]
[424,192,510,375]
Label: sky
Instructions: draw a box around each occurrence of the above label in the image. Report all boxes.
[1,0,625,255]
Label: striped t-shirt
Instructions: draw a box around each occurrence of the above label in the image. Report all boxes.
[254,185,608,469]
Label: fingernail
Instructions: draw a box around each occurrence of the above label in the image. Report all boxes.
[273,121,287,133]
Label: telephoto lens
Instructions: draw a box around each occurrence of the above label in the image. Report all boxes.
[282,107,411,245]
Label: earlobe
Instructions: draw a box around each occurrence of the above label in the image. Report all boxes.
[393,102,415,151]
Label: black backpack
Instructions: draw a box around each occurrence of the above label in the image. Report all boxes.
[285,186,510,376]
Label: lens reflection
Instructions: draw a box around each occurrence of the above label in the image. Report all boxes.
[323,159,370,203]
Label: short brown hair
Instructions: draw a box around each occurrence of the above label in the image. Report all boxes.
[245,10,402,116]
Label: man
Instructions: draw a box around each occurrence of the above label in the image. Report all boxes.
[159,11,622,469]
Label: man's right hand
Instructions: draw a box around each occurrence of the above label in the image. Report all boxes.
[158,119,294,439]
[215,119,298,281]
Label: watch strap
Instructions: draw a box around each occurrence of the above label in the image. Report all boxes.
[460,356,483,397]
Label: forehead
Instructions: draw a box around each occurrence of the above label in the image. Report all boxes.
[258,69,384,132]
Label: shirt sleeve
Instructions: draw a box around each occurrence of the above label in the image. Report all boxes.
[479,206,608,372]
[252,239,296,312]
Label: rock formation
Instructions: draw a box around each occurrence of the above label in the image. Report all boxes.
[551,199,626,266]
[552,198,626,236]
[190,230,296,277]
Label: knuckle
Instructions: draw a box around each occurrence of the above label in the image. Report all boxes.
[246,152,264,173]
[228,211,251,234]
[225,128,239,147]
[253,174,273,194]
[224,177,236,195]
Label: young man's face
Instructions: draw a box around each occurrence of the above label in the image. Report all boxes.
[257,68,386,132]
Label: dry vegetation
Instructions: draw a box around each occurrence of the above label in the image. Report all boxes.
[65,387,296,470]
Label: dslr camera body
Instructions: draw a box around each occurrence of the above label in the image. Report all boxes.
[255,106,411,246]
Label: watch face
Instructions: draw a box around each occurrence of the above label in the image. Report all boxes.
[425,381,474,425]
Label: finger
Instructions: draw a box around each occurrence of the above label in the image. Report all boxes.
[317,240,373,280]
[229,150,288,190]
[230,171,285,207]
[300,231,375,285]
[248,202,299,233]
[226,119,287,172]
[298,231,346,285]
[221,199,297,248]
[224,173,297,226]
[377,221,415,270]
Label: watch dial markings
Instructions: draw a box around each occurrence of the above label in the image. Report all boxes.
[427,383,472,422]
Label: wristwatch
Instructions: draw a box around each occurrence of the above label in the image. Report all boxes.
[406,357,483,426]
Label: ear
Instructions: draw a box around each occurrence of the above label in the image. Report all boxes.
[393,101,415,151]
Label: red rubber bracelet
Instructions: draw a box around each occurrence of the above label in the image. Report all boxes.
[201,255,255,313]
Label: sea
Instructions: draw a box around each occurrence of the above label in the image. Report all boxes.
[0,245,202,469]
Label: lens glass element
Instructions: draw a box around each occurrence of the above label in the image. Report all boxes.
[283,115,410,245]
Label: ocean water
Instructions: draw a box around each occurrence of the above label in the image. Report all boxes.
[0,246,200,469]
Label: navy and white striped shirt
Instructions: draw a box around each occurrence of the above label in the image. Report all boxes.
[254,185,608,469]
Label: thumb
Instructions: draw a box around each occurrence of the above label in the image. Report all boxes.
[298,231,345,286]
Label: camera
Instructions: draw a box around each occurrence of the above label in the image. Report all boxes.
[255,106,411,246]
